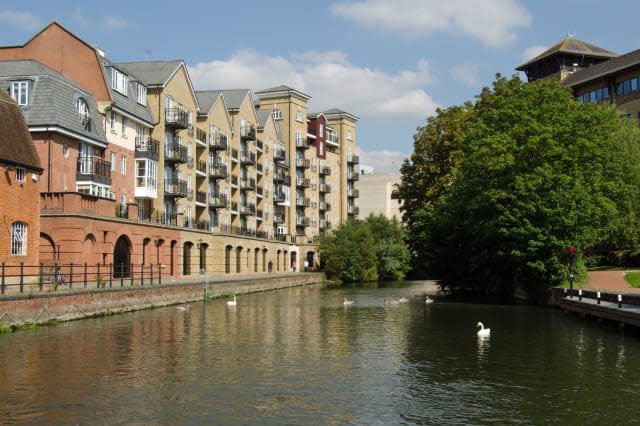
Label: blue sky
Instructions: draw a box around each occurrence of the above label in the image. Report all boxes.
[2,1,640,173]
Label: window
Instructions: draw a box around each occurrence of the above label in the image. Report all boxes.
[10,81,28,105]
[121,116,127,136]
[272,109,282,120]
[577,86,609,103]
[319,124,324,137]
[109,111,116,131]
[136,83,147,105]
[16,166,25,182]
[347,130,352,140]
[110,152,116,172]
[11,222,27,256]
[111,68,128,95]
[121,155,127,175]
[296,110,303,122]
[76,98,90,129]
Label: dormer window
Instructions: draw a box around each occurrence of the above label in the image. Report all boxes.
[272,109,282,120]
[136,83,147,105]
[10,81,28,105]
[111,68,128,95]
[75,97,91,130]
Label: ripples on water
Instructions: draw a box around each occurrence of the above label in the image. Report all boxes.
[1,281,640,425]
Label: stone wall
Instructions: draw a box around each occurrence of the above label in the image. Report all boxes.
[0,273,323,328]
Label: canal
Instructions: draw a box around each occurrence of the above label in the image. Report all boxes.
[1,280,640,424]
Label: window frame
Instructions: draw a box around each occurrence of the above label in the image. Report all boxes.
[11,221,27,256]
[10,81,29,105]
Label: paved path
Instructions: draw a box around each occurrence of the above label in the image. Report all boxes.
[585,270,640,294]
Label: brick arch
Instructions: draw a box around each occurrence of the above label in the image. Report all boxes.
[83,233,99,265]
[39,232,56,262]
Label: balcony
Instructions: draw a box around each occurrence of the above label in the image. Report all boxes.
[273,191,287,203]
[319,201,331,211]
[230,175,238,187]
[231,148,239,163]
[273,172,290,185]
[240,125,256,141]
[348,155,360,164]
[256,163,263,175]
[320,219,332,229]
[209,193,227,209]
[164,179,187,198]
[347,171,360,181]
[327,133,339,147]
[296,216,310,227]
[240,150,256,165]
[274,148,286,161]
[296,158,310,169]
[296,177,310,188]
[256,140,263,152]
[196,191,207,205]
[296,197,311,207]
[240,177,256,191]
[76,157,111,186]
[135,176,157,199]
[320,166,331,176]
[209,133,228,151]
[135,136,160,161]
[196,127,207,144]
[240,202,256,215]
[295,137,309,150]
[208,163,228,179]
[319,184,332,193]
[165,108,189,129]
[165,144,187,164]
[347,205,360,216]
[273,214,285,224]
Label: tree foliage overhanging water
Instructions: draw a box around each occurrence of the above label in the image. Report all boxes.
[394,74,640,302]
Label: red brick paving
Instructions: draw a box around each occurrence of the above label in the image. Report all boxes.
[585,270,640,294]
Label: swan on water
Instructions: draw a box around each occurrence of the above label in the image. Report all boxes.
[398,296,409,303]
[476,321,491,338]
[425,296,434,304]
[385,298,399,307]
[176,304,190,311]
[227,295,237,306]
[343,297,355,306]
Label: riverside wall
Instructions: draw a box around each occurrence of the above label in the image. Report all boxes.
[0,273,324,328]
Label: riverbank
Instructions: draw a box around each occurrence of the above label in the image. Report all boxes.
[0,272,323,329]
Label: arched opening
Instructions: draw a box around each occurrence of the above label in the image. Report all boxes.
[277,249,281,271]
[142,238,151,264]
[199,243,208,272]
[254,248,260,272]
[170,240,177,276]
[283,250,288,272]
[113,235,131,278]
[183,242,193,275]
[306,251,315,272]
[83,233,98,265]
[262,248,268,272]
[236,246,243,273]
[39,233,56,262]
[290,251,297,272]
[225,245,232,274]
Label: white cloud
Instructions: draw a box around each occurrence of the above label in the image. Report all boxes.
[103,16,131,30]
[70,8,91,28]
[450,63,480,86]
[188,50,438,119]
[0,10,41,30]
[359,149,408,174]
[330,0,531,48]
[521,45,548,62]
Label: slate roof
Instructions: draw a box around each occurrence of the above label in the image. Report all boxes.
[516,37,618,71]
[0,60,107,147]
[322,108,359,121]
[116,60,183,87]
[0,91,42,171]
[195,90,222,115]
[100,57,155,125]
[220,89,250,111]
[255,85,312,101]
[563,48,640,87]
[256,109,272,129]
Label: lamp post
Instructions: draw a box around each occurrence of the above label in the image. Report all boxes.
[568,246,577,298]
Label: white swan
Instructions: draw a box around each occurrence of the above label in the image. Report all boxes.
[398,296,409,303]
[476,321,491,338]
[385,298,399,307]
[343,297,354,306]
[425,296,434,304]
[175,304,190,311]
[226,295,237,307]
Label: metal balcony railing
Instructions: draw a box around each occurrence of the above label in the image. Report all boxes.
[165,108,189,129]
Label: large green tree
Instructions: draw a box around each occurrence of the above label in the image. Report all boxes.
[319,215,410,283]
[406,75,640,302]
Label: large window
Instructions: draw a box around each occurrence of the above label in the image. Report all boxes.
[76,98,90,129]
[10,81,28,105]
[577,86,610,103]
[616,76,640,97]
[111,68,128,95]
[136,83,147,105]
[272,109,282,120]
[11,222,27,256]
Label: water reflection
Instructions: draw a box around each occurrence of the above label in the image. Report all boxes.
[1,281,640,425]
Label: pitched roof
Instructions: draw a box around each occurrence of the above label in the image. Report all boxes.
[0,91,42,171]
[256,109,273,129]
[0,60,108,147]
[322,108,359,121]
[516,37,618,70]
[117,60,184,87]
[255,85,312,101]
[563,48,640,87]
[195,90,222,115]
[99,57,155,126]
[221,89,251,111]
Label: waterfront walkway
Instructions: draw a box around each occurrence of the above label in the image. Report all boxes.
[584,270,640,294]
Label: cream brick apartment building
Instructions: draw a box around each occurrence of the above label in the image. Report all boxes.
[0,22,359,276]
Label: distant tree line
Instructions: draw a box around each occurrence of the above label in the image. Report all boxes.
[393,74,640,303]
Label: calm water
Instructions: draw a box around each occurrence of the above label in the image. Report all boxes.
[1,280,640,425]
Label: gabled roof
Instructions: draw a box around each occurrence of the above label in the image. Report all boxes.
[0,60,107,147]
[221,89,251,111]
[563,48,640,87]
[255,85,312,101]
[100,57,155,126]
[256,109,273,130]
[516,37,618,71]
[0,91,42,171]
[116,60,184,88]
[195,90,223,115]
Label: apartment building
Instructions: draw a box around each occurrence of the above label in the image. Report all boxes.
[0,91,42,266]
[0,22,359,275]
